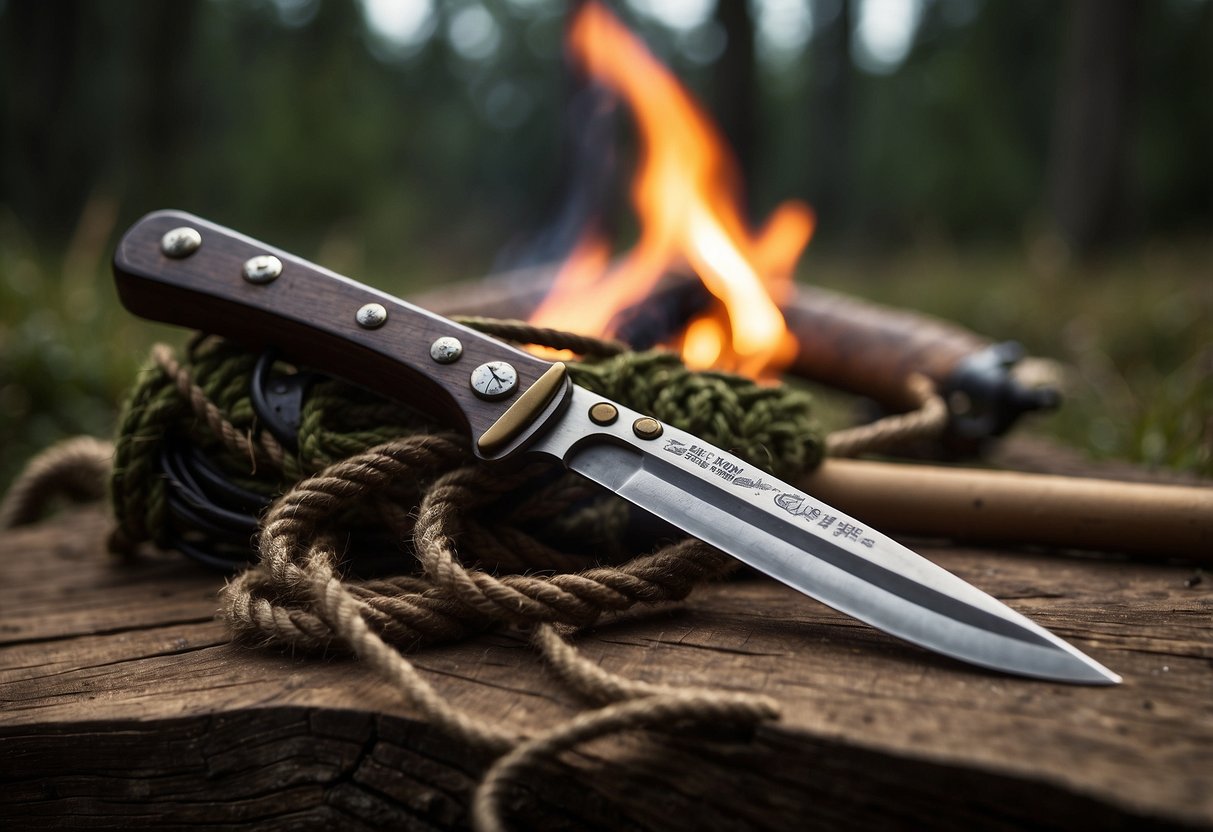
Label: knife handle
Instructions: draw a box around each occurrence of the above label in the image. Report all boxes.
[784,287,1060,439]
[112,210,566,457]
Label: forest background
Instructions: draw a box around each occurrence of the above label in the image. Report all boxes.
[1,0,1209,486]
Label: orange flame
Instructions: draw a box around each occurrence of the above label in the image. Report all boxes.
[528,2,815,379]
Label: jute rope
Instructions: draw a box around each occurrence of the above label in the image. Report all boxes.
[0,435,114,528]
[825,372,948,457]
[0,323,947,830]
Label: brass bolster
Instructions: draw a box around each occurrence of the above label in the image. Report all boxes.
[477,362,568,456]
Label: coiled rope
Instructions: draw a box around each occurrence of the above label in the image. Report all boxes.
[1,320,946,830]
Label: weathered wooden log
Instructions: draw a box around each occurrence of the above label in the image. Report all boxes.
[2,446,1212,830]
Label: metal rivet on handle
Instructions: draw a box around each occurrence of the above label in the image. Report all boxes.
[161,227,202,258]
[589,402,618,426]
[242,255,282,285]
[356,303,388,329]
[470,361,518,400]
[632,417,663,440]
[430,336,463,364]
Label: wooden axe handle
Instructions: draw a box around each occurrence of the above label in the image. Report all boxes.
[801,459,1213,560]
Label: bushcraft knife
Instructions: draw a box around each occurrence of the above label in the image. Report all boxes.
[113,210,1120,685]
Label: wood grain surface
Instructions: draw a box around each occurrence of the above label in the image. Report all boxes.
[1,491,1210,830]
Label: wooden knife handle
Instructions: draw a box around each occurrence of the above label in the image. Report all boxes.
[785,286,987,410]
[112,210,558,450]
[785,287,1059,438]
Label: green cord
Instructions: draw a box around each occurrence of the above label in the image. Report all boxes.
[109,335,822,555]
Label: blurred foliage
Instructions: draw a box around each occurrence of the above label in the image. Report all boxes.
[2,1,1209,260]
[0,0,1210,486]
[0,201,178,484]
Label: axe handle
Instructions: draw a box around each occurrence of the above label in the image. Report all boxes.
[801,459,1213,560]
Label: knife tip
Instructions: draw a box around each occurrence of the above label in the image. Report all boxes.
[1053,645,1122,686]
[1078,664,1123,686]
[1087,663,1123,686]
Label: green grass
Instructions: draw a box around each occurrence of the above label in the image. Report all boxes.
[2,209,1209,490]
[0,208,179,488]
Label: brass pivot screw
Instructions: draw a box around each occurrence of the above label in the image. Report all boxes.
[632,417,663,440]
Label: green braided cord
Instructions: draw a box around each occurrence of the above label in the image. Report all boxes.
[110,355,183,551]
[109,333,822,556]
[569,351,820,476]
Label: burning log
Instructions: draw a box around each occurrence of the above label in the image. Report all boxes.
[412,266,1058,440]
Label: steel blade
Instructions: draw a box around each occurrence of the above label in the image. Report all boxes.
[530,386,1119,685]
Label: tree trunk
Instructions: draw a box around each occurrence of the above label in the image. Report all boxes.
[713,0,757,199]
[1048,0,1141,256]
[804,0,855,232]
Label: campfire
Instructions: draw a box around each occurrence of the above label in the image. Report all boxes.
[528,2,814,381]
[452,1,1062,446]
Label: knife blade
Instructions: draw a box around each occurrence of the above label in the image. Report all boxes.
[112,210,1120,685]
